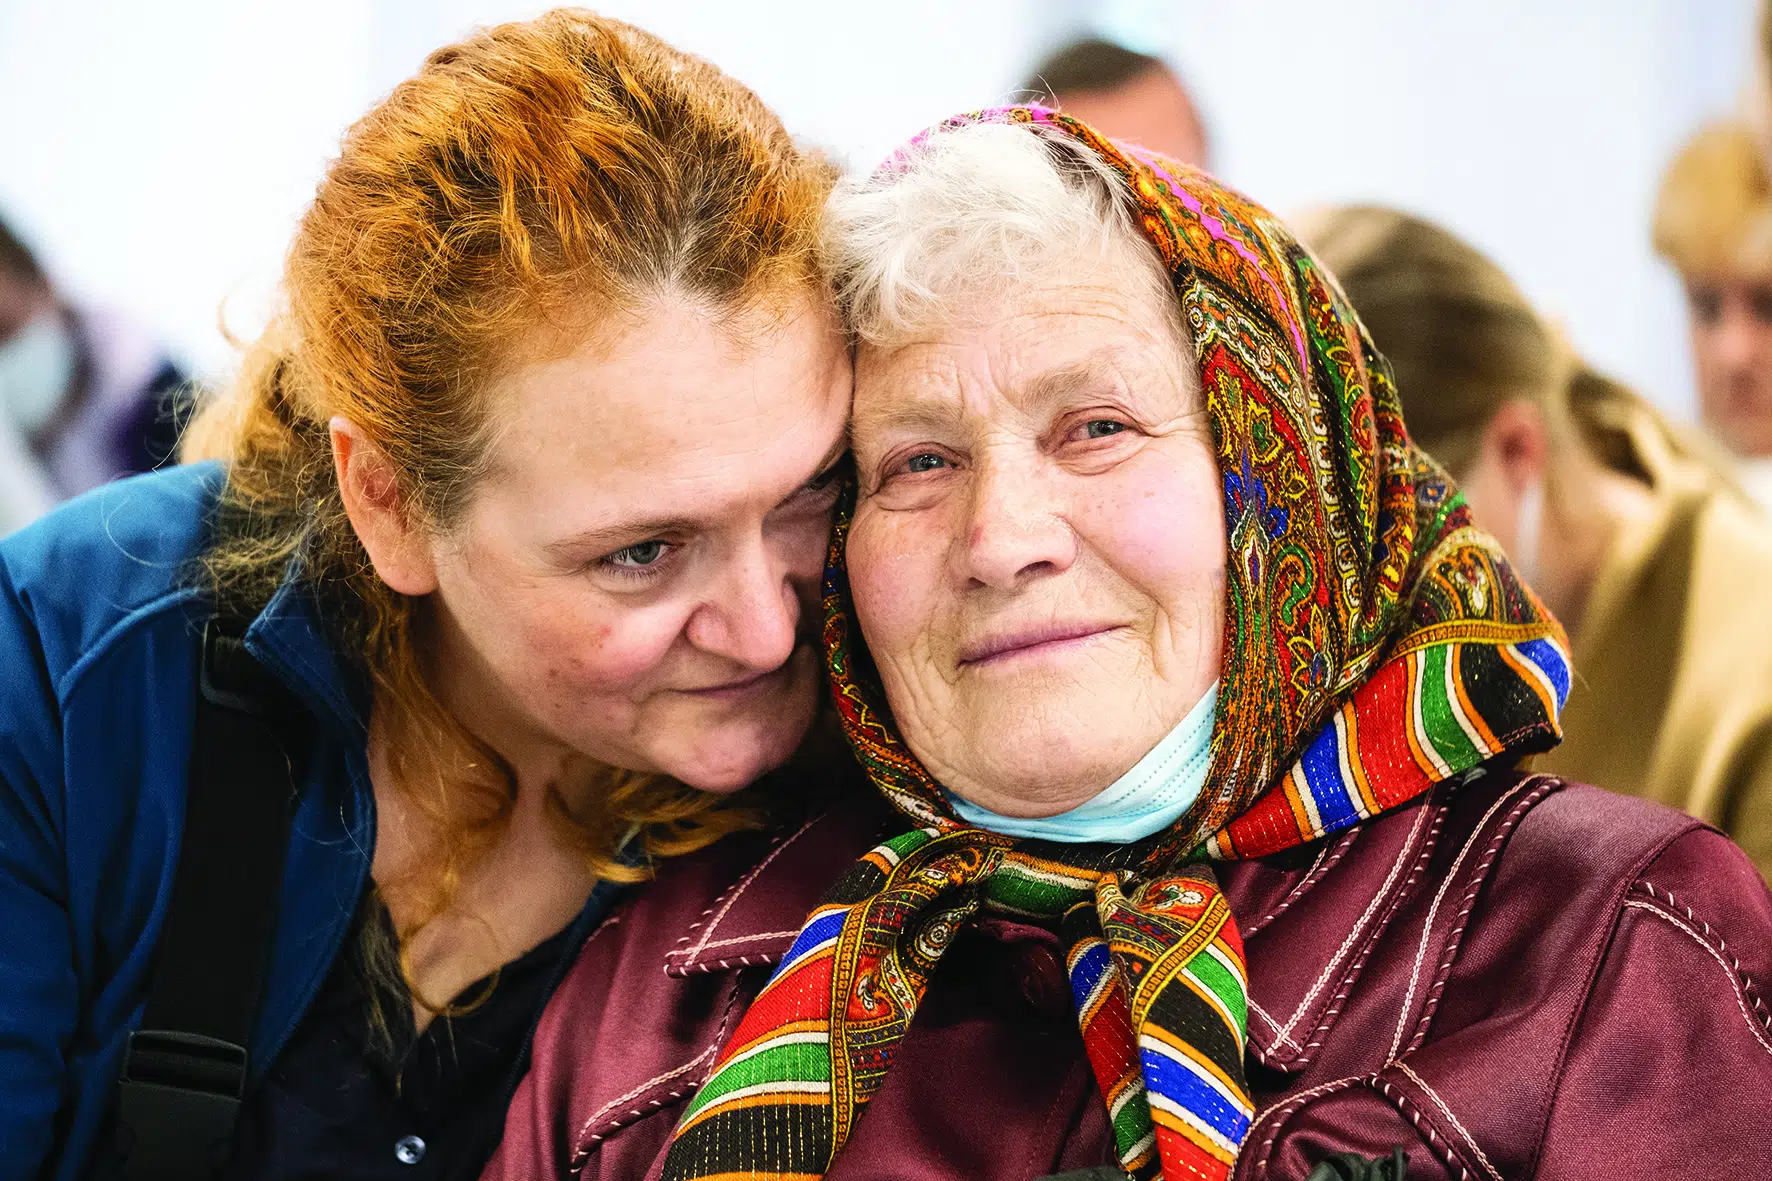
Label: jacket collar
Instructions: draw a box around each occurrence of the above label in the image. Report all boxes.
[1222,790,1442,1072]
[663,777,1463,1077]
[243,558,370,742]
[665,792,900,977]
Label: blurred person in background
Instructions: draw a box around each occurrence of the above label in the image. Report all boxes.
[0,11,857,1179]
[1653,121,1772,509]
[0,214,187,533]
[1020,36,1210,168]
[1304,205,1772,880]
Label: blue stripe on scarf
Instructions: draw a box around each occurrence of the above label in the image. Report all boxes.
[1139,1046,1252,1143]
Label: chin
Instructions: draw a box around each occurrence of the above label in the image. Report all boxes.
[662,699,815,793]
[956,714,1130,803]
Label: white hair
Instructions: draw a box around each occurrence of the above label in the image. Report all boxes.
[822,120,1178,346]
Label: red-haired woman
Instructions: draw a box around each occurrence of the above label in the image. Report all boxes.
[0,11,852,1179]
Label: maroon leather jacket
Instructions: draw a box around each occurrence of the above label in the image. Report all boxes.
[484,769,1772,1180]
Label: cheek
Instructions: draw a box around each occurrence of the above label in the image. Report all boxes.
[1082,453,1227,607]
[539,603,689,693]
[437,549,688,696]
[846,505,945,665]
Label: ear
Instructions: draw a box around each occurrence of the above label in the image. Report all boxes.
[331,417,438,596]
[1478,400,1550,494]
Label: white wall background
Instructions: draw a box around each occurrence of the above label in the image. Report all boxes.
[0,0,1760,420]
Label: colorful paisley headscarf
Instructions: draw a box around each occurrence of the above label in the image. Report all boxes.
[660,108,1571,1181]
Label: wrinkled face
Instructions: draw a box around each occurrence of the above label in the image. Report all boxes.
[846,246,1225,818]
[1685,276,1772,456]
[427,293,852,792]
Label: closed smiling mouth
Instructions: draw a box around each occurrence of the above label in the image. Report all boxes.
[681,667,779,698]
[957,622,1123,667]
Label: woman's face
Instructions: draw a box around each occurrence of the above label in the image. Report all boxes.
[846,246,1226,818]
[402,293,852,792]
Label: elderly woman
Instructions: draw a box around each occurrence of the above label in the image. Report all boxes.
[491,111,1772,1180]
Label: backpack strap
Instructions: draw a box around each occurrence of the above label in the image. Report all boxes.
[112,615,312,1179]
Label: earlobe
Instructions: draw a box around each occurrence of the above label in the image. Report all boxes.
[330,417,439,597]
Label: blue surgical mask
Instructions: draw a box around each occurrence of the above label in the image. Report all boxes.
[0,309,76,437]
[947,682,1218,843]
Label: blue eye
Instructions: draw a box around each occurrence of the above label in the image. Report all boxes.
[1084,420,1128,439]
[905,453,948,474]
[606,541,668,569]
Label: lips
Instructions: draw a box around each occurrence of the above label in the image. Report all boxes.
[682,668,776,696]
[957,622,1122,667]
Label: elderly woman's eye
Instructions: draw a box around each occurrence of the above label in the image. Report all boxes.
[904,453,949,474]
[1081,419,1129,439]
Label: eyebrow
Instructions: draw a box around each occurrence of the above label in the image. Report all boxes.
[851,396,961,443]
[855,349,1148,446]
[542,432,852,562]
[1022,355,1124,411]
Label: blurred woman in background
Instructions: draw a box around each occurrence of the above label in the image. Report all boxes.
[1303,205,1772,879]
[0,11,853,1179]
[0,214,188,532]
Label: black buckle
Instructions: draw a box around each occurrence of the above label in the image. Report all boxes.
[198,619,267,715]
[114,1030,248,1179]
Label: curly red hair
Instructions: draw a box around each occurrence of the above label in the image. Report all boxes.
[185,9,834,975]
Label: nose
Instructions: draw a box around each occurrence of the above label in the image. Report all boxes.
[955,452,1077,590]
[1716,296,1761,374]
[684,538,801,671]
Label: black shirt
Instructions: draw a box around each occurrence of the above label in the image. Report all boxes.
[225,884,622,1180]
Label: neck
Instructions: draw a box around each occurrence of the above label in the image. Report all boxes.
[1535,452,1655,637]
[415,600,591,808]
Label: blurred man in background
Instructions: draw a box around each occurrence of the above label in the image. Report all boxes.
[0,214,188,533]
[1020,36,1210,169]
[1653,122,1772,509]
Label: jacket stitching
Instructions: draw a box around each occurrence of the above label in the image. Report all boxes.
[55,585,202,703]
[1273,801,1435,1043]
[1391,1061,1500,1181]
[1250,1073,1370,1174]
[1242,826,1361,938]
[1245,998,1300,1053]
[1623,897,1772,1057]
[1385,776,1540,1061]
[1371,1077,1475,1181]
[1401,776,1560,1058]
[1288,804,1443,1065]
[570,971,752,1166]
[667,816,821,965]
[671,929,804,955]
[1529,807,1702,1179]
[1635,880,1772,1031]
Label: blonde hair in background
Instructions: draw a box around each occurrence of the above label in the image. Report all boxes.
[1653,121,1772,279]
[183,9,834,1017]
[1298,204,1728,487]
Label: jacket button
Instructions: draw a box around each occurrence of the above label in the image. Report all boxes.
[394,1135,427,1165]
[1016,945,1073,1019]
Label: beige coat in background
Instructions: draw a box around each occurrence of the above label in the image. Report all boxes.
[1542,393,1772,880]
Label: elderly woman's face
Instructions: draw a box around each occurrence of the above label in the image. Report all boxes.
[846,245,1226,818]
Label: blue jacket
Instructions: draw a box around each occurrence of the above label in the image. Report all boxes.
[0,463,376,1179]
